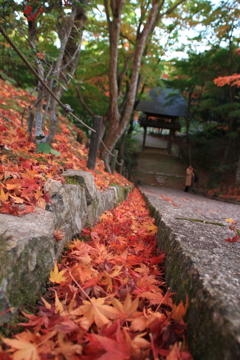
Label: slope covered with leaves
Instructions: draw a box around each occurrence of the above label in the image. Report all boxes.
[0,79,131,216]
[0,188,192,360]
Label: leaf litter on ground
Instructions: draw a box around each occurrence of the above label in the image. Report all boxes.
[0,79,131,216]
[1,188,193,360]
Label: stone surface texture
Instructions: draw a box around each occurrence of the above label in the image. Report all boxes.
[140,185,240,360]
[0,170,132,324]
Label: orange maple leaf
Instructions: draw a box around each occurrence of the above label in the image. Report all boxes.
[111,293,140,320]
[0,186,8,202]
[170,295,189,324]
[54,229,65,242]
[78,297,121,328]
[2,336,39,360]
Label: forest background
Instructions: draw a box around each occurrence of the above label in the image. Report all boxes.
[0,0,240,193]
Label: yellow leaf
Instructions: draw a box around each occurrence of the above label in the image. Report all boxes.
[54,291,64,314]
[49,263,66,284]
[41,297,51,309]
[147,224,158,235]
[0,187,8,202]
[225,218,237,224]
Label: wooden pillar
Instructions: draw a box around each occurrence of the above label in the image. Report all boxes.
[87,115,102,170]
[142,126,147,149]
[167,129,175,154]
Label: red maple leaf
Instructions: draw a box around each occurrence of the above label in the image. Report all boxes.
[224,235,240,243]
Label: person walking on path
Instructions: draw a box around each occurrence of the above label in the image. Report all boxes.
[184,164,194,192]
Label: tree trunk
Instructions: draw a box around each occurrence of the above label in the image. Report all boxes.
[101,0,186,167]
[221,86,235,165]
[236,155,240,184]
[26,2,87,144]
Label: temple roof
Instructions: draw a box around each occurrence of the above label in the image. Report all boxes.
[136,87,187,118]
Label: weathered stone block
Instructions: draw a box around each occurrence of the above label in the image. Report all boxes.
[140,186,240,360]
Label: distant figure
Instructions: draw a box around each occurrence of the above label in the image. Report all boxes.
[184,164,194,192]
[193,168,199,188]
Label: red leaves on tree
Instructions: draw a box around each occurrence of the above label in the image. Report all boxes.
[23,5,44,22]
[214,74,240,88]
[1,189,192,359]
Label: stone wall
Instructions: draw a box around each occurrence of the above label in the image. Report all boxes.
[0,170,132,324]
[140,186,240,360]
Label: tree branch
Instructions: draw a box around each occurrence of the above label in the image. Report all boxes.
[76,87,95,117]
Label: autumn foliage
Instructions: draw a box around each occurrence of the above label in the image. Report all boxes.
[0,188,192,360]
[213,74,240,88]
[0,79,131,216]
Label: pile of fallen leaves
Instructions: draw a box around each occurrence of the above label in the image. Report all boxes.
[0,79,131,216]
[207,186,240,202]
[0,188,192,360]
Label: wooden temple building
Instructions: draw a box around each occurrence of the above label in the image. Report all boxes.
[136,87,187,153]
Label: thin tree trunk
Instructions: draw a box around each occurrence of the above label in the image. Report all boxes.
[236,155,240,184]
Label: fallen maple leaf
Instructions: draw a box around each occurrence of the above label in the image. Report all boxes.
[86,326,131,360]
[131,308,166,332]
[49,263,67,284]
[147,224,158,235]
[0,186,8,202]
[54,229,65,242]
[225,218,237,224]
[224,235,240,243]
[18,312,49,332]
[165,342,193,360]
[52,340,82,359]
[78,297,121,328]
[111,293,140,319]
[170,295,189,324]
[2,337,39,360]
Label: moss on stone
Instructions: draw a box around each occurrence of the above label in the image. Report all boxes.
[0,232,13,283]
[65,176,82,185]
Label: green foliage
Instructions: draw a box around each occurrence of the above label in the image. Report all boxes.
[116,132,141,177]
[36,143,61,156]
